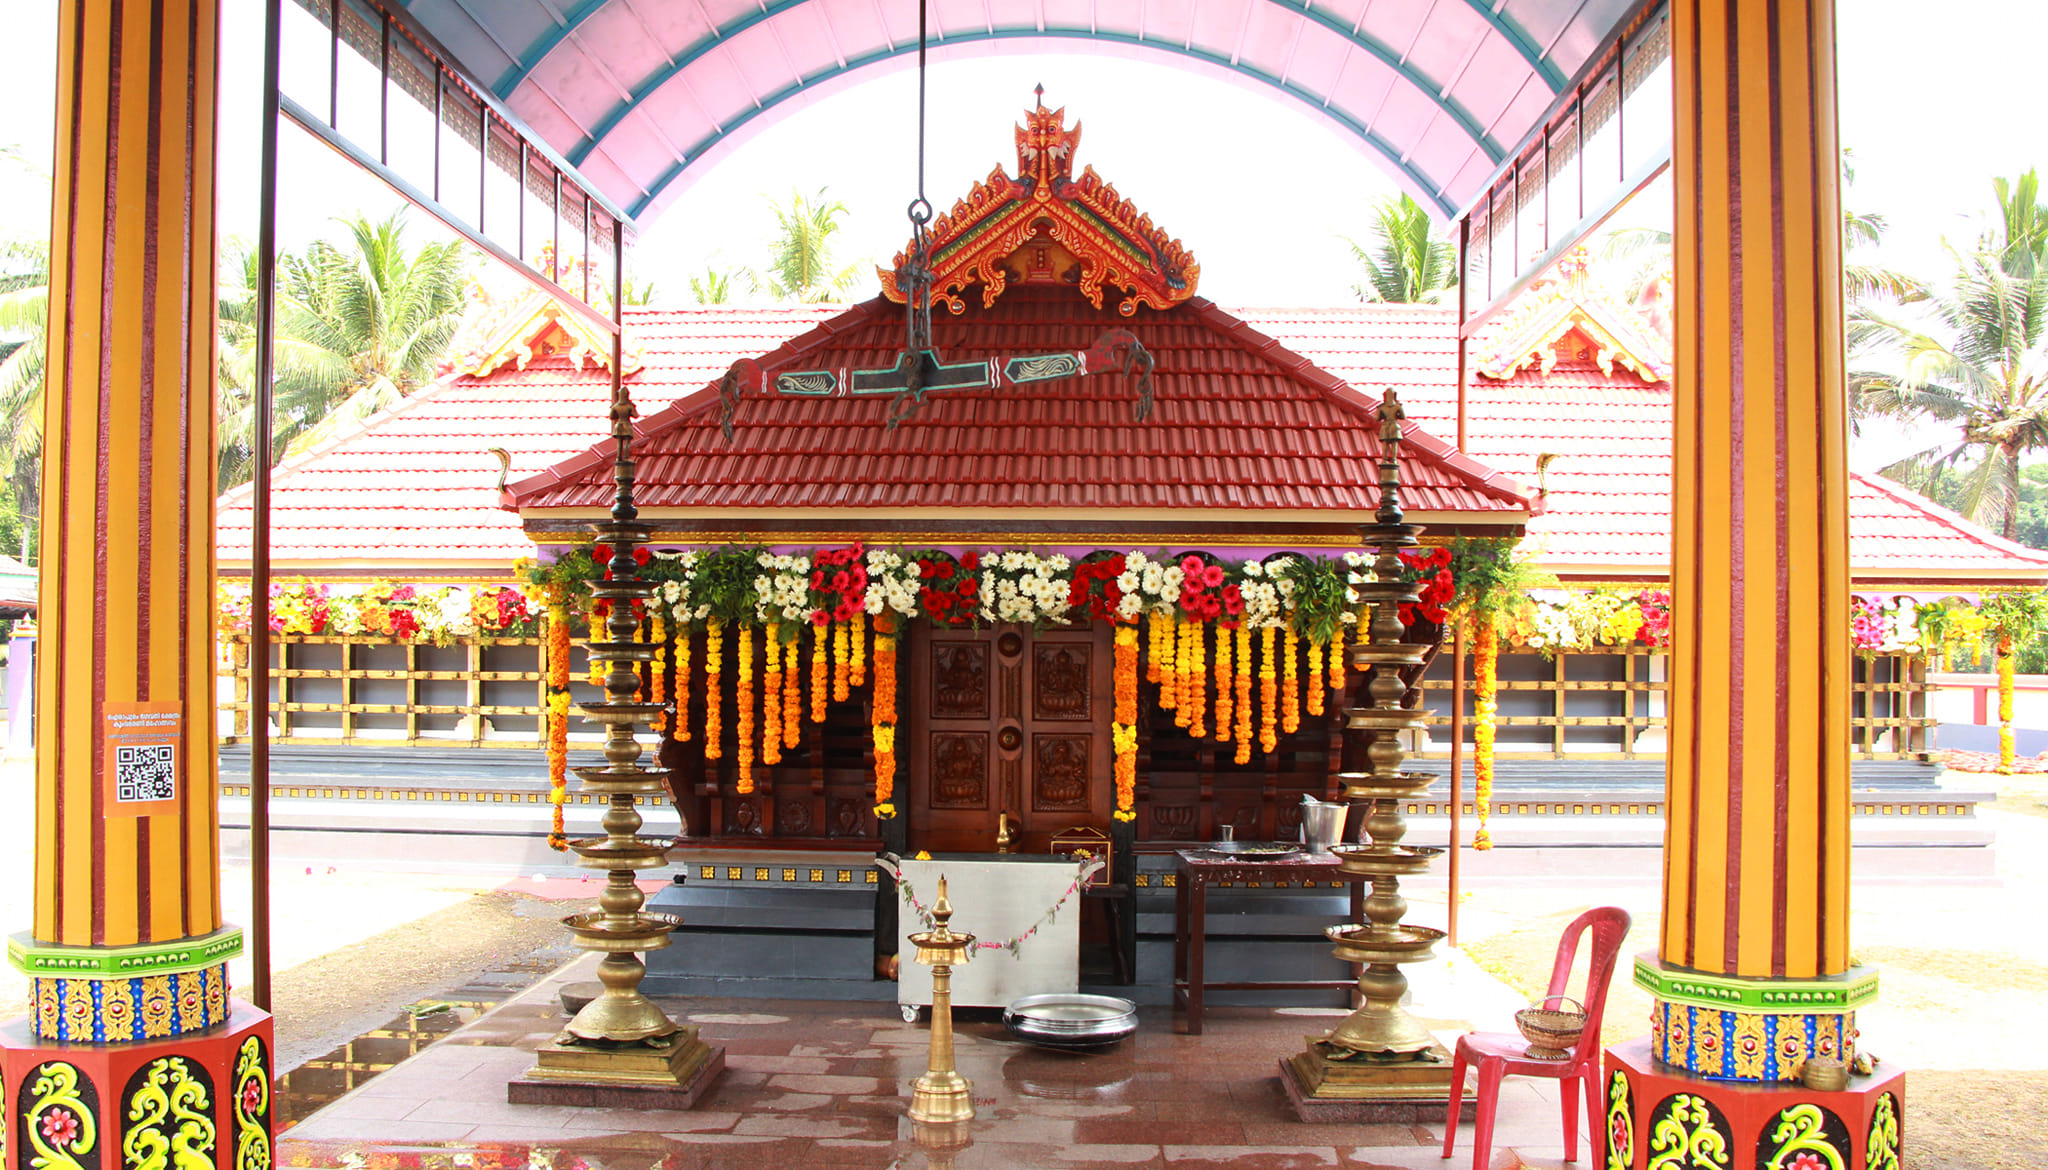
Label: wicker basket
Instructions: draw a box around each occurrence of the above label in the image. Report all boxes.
[1514,997,1587,1061]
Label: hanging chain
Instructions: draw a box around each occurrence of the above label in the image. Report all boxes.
[902,0,934,355]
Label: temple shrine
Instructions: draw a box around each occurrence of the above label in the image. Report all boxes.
[9,0,2019,1164]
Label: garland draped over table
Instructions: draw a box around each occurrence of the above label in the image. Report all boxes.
[895,865,1091,958]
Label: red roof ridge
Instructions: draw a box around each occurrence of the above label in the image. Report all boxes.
[1853,472,2048,567]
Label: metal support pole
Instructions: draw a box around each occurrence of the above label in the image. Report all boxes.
[1447,626,1465,949]
[477,100,488,236]
[378,10,390,165]
[249,0,285,1014]
[432,77,442,202]
[328,0,340,127]
[1455,216,1469,454]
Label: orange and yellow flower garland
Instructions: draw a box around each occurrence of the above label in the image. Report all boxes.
[1327,624,1346,694]
[544,591,572,850]
[672,620,692,742]
[1187,617,1208,738]
[1148,611,1171,691]
[1111,623,1139,821]
[813,623,831,723]
[783,632,801,748]
[832,621,850,702]
[1473,619,1498,850]
[1233,624,1253,765]
[1306,638,1325,718]
[849,613,867,688]
[703,619,723,759]
[762,623,783,768]
[736,623,755,794]
[1258,626,1279,754]
[1212,622,1234,744]
[649,614,668,733]
[872,614,899,816]
[1171,618,1192,725]
[1999,632,2017,772]
[1281,628,1301,735]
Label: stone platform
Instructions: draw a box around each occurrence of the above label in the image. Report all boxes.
[279,950,1583,1168]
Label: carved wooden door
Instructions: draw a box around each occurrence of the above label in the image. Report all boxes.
[908,623,1114,853]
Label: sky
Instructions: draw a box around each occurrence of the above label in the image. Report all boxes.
[0,0,2042,468]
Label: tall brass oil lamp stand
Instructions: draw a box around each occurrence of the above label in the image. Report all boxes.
[512,369,725,1106]
[1285,390,1456,1112]
[907,876,977,1123]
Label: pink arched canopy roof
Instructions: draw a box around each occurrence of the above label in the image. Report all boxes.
[388,0,1640,223]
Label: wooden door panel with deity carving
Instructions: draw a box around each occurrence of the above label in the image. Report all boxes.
[908,623,1113,852]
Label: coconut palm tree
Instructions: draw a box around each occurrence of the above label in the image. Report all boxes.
[256,210,470,457]
[0,239,47,558]
[756,188,861,303]
[1853,171,2048,539]
[1342,193,1458,304]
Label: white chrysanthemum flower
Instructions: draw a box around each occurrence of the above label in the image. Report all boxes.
[1116,571,1140,592]
[1243,560,1263,577]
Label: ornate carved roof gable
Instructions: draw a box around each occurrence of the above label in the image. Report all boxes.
[1472,250,1671,383]
[444,260,644,380]
[879,96,1199,317]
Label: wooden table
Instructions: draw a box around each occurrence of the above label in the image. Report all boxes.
[1171,849,1367,1035]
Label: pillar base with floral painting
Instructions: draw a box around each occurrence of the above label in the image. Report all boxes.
[0,1002,274,1170]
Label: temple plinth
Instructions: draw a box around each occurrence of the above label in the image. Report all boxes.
[0,3,273,1165]
[1604,1,1903,1166]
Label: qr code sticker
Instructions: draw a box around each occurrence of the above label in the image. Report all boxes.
[115,743,177,803]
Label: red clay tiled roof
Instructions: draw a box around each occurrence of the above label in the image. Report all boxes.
[509,288,1536,518]
[215,299,2048,586]
[215,305,844,568]
[1239,305,2048,581]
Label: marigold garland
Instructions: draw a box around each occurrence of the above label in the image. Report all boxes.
[673,622,693,742]
[1306,638,1326,717]
[1259,625,1279,754]
[1281,628,1301,735]
[783,631,801,748]
[1328,623,1346,694]
[1112,623,1139,821]
[849,612,867,688]
[762,622,784,768]
[1147,611,1170,688]
[1212,622,1234,744]
[543,592,572,850]
[703,619,724,759]
[1473,619,1498,850]
[587,602,606,688]
[832,621,850,703]
[815,623,833,722]
[873,614,899,815]
[649,614,669,733]
[1187,617,1208,739]
[1233,623,1253,765]
[736,623,756,794]
[1999,633,2017,773]
[1172,618,1192,727]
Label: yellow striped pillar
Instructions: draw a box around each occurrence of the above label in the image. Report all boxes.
[1635,0,1878,1083]
[5,0,245,1042]
[2,7,272,1164]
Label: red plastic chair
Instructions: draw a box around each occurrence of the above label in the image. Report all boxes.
[1441,906,1632,1169]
